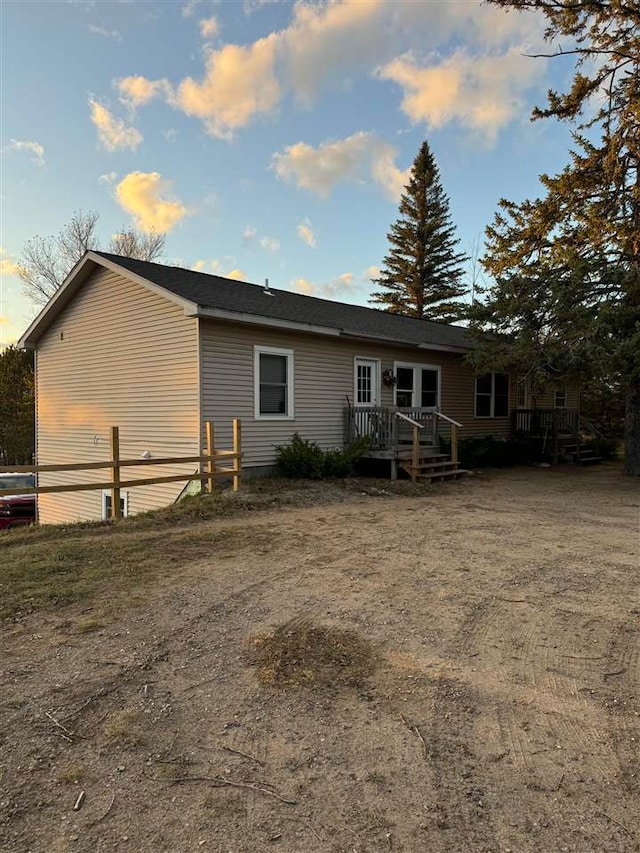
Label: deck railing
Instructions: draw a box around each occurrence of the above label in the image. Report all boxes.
[512,408,578,439]
[345,405,438,450]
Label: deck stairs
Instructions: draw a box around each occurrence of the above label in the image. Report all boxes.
[398,449,470,484]
[562,442,603,466]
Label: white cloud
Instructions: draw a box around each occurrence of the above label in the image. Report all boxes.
[199,16,219,38]
[290,271,357,300]
[243,226,257,244]
[0,248,21,277]
[379,47,544,143]
[115,172,189,233]
[110,0,545,143]
[163,128,178,143]
[98,171,117,185]
[181,0,202,18]
[89,100,142,151]
[297,219,316,248]
[243,0,280,14]
[190,258,248,280]
[226,269,247,281]
[6,139,45,167]
[259,236,280,252]
[363,264,380,281]
[282,0,385,104]
[117,75,170,108]
[173,33,280,138]
[290,277,316,295]
[88,23,122,40]
[273,131,408,201]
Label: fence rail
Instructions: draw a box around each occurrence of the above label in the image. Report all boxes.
[0,420,242,519]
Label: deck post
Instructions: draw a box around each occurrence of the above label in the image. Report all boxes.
[450,423,459,467]
[205,421,215,493]
[109,426,121,519]
[411,425,420,482]
[232,418,242,492]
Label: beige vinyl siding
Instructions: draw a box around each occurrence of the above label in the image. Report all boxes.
[36,267,199,524]
[535,382,579,409]
[199,320,511,467]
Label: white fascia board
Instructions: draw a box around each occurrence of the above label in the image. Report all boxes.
[93,253,197,314]
[342,330,470,353]
[417,341,472,354]
[190,306,341,337]
[19,253,97,348]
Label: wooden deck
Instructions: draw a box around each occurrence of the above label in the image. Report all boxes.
[345,405,439,453]
[512,408,579,440]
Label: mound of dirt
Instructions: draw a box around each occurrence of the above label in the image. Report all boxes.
[245,618,377,688]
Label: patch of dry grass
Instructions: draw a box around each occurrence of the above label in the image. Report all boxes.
[101,709,146,749]
[0,524,273,621]
[245,618,377,689]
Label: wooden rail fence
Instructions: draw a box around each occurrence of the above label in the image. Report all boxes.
[0,419,242,520]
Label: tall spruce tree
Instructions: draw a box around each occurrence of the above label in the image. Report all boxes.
[370,141,467,322]
[470,0,640,476]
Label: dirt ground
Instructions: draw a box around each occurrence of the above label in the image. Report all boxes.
[1,465,639,853]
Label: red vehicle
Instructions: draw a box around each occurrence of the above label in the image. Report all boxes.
[0,474,36,530]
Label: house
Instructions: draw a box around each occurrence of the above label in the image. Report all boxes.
[19,251,578,524]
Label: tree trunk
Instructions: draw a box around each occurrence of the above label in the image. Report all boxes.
[624,377,640,475]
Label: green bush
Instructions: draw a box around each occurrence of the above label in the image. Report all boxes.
[275,434,370,479]
[453,436,533,468]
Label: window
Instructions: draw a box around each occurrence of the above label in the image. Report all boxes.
[354,358,379,405]
[102,490,129,520]
[516,379,529,408]
[475,373,509,418]
[554,385,567,408]
[394,362,440,409]
[254,346,294,419]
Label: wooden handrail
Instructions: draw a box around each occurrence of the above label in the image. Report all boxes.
[434,411,463,428]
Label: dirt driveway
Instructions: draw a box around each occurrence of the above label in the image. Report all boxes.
[1,465,639,852]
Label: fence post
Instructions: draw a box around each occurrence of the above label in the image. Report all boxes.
[450,423,459,467]
[110,426,121,519]
[232,418,242,492]
[205,421,215,493]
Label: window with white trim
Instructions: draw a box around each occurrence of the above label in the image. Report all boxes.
[475,373,509,418]
[516,378,529,408]
[102,490,129,520]
[394,362,440,409]
[554,385,567,408]
[254,346,294,419]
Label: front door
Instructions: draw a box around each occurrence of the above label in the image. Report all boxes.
[354,358,380,407]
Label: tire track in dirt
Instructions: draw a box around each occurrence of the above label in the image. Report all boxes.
[426,674,499,852]
[450,589,640,850]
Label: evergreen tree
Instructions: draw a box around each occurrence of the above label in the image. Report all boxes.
[370,141,467,322]
[0,346,34,465]
[470,0,640,476]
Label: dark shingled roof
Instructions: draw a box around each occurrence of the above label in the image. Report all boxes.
[96,252,475,351]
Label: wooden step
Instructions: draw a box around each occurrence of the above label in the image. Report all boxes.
[410,460,459,471]
[418,468,470,483]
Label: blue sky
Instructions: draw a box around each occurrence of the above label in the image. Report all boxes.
[1,0,577,348]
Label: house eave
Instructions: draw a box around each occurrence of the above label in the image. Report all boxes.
[190,306,342,337]
[191,307,471,352]
[19,251,199,348]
